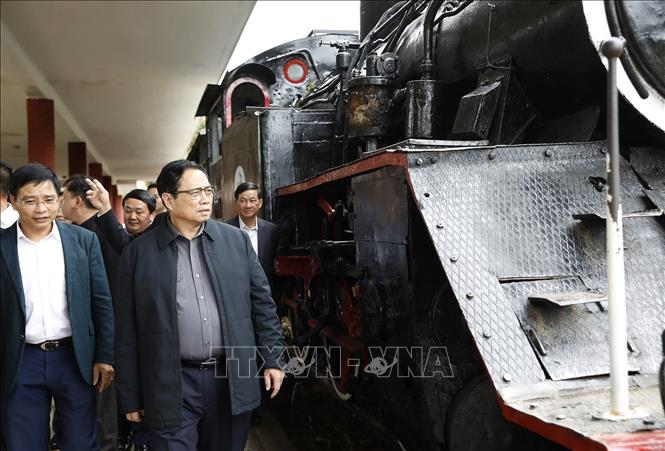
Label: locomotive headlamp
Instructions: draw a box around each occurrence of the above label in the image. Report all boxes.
[283,58,309,85]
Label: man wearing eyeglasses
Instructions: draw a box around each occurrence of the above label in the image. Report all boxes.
[114,160,285,451]
[0,163,115,450]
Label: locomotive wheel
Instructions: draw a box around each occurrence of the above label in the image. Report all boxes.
[322,336,353,401]
[445,376,514,451]
[445,376,564,451]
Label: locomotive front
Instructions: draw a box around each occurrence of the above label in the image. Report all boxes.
[194,1,665,449]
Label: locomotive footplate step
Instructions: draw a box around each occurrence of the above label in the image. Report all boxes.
[572,209,663,221]
[528,291,607,307]
[502,375,665,449]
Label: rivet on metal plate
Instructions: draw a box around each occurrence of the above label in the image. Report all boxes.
[450,256,458,263]
[415,158,423,165]
[482,330,491,339]
[488,151,496,160]
[436,223,444,229]
[502,373,512,382]
[466,292,474,299]
[556,414,566,420]
[545,149,553,157]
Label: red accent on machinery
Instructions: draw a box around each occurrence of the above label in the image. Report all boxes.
[224,76,271,127]
[277,152,407,196]
[282,58,309,85]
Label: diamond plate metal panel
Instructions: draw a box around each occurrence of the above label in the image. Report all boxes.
[502,277,642,380]
[630,147,665,210]
[406,142,665,389]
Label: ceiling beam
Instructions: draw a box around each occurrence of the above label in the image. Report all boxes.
[1,20,114,179]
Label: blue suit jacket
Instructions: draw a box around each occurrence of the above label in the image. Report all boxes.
[0,221,114,397]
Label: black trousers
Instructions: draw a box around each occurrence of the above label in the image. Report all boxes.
[149,365,251,451]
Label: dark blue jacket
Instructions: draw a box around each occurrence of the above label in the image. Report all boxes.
[114,219,284,428]
[0,221,114,397]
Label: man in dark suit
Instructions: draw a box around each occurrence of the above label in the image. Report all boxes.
[226,182,279,288]
[61,175,122,451]
[114,160,285,451]
[0,163,115,451]
[77,181,157,451]
[85,179,165,255]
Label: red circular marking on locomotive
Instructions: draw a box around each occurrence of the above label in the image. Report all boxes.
[283,58,309,85]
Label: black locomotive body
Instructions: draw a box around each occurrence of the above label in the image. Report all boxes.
[193,2,665,450]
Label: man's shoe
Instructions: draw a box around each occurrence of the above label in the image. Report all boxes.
[136,445,152,451]
[117,435,131,451]
[49,437,59,450]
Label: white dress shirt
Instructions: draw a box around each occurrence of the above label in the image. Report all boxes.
[239,217,259,256]
[17,222,71,343]
[1,204,19,229]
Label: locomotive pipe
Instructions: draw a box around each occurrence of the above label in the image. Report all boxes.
[420,0,443,79]
[601,37,629,417]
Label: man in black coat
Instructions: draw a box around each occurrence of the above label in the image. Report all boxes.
[61,175,122,451]
[225,182,279,288]
[114,160,285,451]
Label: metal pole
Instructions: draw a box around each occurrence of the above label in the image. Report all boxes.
[601,37,628,416]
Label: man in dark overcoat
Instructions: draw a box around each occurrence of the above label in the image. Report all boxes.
[114,160,285,451]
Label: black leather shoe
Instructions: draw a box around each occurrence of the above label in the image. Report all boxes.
[117,435,131,451]
[49,437,59,450]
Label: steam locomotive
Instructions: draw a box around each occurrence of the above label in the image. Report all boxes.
[191,1,665,449]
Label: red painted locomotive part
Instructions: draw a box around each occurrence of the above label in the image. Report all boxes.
[274,255,319,295]
[224,76,271,127]
[277,152,408,196]
[502,402,665,450]
[591,431,665,451]
[338,278,362,338]
[317,195,335,218]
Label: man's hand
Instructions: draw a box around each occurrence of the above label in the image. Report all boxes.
[263,368,285,399]
[85,178,113,214]
[126,410,144,422]
[92,363,114,393]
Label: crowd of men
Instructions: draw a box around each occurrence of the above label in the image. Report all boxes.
[0,159,285,451]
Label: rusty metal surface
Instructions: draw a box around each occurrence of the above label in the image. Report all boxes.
[277,152,407,196]
[502,375,665,443]
[406,142,665,388]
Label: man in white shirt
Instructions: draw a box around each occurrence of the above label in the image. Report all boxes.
[225,182,279,289]
[0,160,19,229]
[0,163,115,451]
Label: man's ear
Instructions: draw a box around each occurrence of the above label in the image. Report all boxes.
[257,198,264,210]
[162,193,173,211]
[8,193,15,205]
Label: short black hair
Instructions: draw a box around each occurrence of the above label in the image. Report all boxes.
[0,160,12,196]
[64,175,95,209]
[234,182,263,200]
[147,182,157,191]
[155,160,205,197]
[9,163,61,198]
[123,189,156,213]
